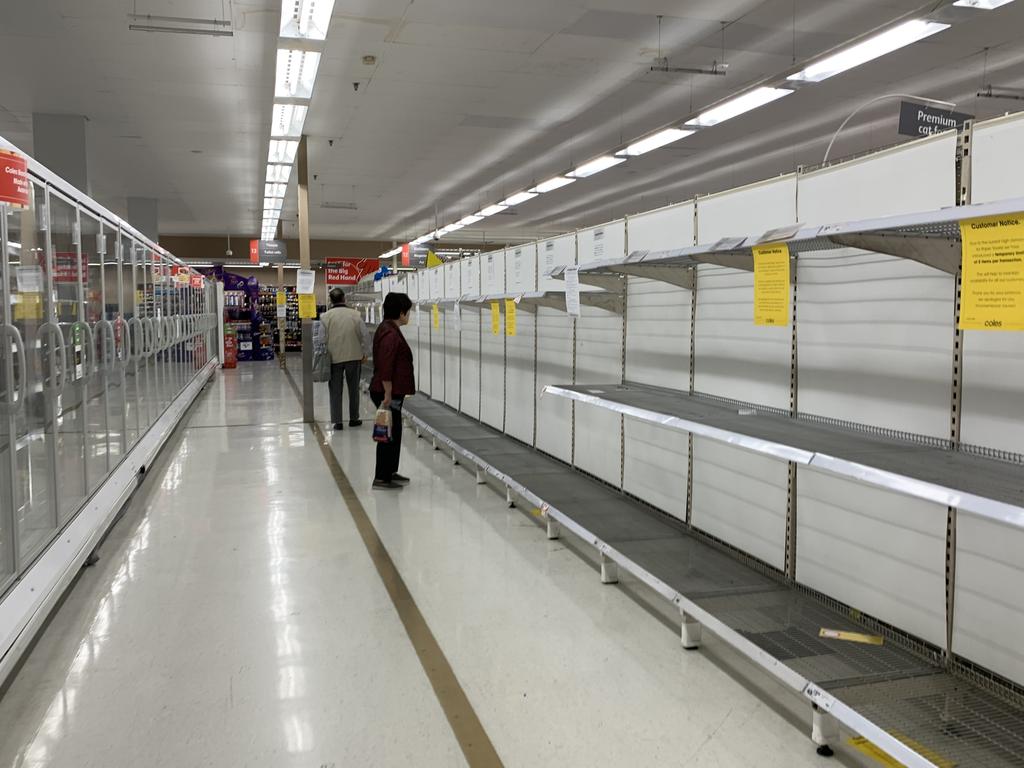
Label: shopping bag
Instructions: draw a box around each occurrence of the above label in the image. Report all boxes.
[372,407,392,443]
[312,347,331,383]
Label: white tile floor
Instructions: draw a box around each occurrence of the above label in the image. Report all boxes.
[0,362,864,767]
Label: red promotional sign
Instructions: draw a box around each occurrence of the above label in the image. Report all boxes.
[401,243,411,267]
[249,239,259,264]
[0,149,30,208]
[53,251,87,284]
[190,274,203,288]
[325,257,379,286]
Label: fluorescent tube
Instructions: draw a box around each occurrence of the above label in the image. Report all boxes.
[271,103,308,137]
[530,176,576,194]
[500,191,538,206]
[267,164,292,183]
[617,128,695,157]
[686,87,793,127]
[275,48,321,100]
[788,20,949,83]
[265,182,287,198]
[953,0,1015,7]
[280,0,336,40]
[568,155,626,178]
[477,204,508,217]
[458,214,485,226]
[268,139,299,164]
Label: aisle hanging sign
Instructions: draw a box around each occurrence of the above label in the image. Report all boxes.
[432,303,440,329]
[898,101,973,139]
[564,266,581,317]
[490,301,501,335]
[505,298,517,336]
[0,149,30,208]
[752,243,790,326]
[249,239,287,264]
[960,213,1024,331]
[325,257,379,286]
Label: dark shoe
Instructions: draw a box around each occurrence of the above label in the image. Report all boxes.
[392,473,410,484]
[333,423,344,430]
[372,479,402,490]
[349,419,363,427]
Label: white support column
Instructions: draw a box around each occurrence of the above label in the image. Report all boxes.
[505,486,514,507]
[811,704,840,757]
[600,552,619,584]
[546,517,560,540]
[681,611,702,650]
[432,436,439,450]
[475,468,486,485]
[451,448,458,465]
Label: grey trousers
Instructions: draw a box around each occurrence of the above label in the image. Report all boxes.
[329,360,362,424]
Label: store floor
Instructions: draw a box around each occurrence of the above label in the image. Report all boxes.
[0,362,860,767]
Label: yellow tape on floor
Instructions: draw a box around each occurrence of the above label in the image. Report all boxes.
[848,732,956,768]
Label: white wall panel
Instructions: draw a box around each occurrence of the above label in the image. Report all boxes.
[461,256,481,298]
[416,302,430,397]
[798,132,956,225]
[535,308,573,461]
[796,468,947,647]
[428,266,444,301]
[797,252,953,437]
[431,315,445,401]
[953,514,1024,686]
[960,113,1024,454]
[506,244,536,295]
[694,177,796,408]
[538,234,575,291]
[578,220,625,266]
[443,311,459,409]
[479,304,505,430]
[505,311,536,445]
[460,307,481,420]
[624,202,695,388]
[444,261,460,300]
[622,419,688,521]
[691,439,788,570]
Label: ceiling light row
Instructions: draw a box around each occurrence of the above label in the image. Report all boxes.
[380,9,966,259]
[261,0,336,241]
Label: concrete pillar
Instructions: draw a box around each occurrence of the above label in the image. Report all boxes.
[126,197,159,242]
[32,113,89,193]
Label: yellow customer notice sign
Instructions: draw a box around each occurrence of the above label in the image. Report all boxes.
[490,301,501,335]
[505,298,517,336]
[432,303,440,329]
[752,243,790,326]
[297,293,316,319]
[960,213,1024,330]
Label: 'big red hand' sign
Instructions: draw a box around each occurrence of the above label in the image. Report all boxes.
[325,257,379,286]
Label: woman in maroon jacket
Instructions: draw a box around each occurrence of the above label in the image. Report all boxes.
[369,292,415,489]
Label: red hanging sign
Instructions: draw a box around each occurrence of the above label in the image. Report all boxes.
[0,149,30,208]
[249,239,260,264]
[190,274,203,288]
[325,257,379,286]
[53,251,88,283]
[401,243,411,267]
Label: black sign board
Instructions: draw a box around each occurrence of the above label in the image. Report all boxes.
[898,101,973,138]
[258,239,287,264]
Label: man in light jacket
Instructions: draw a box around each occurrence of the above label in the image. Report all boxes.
[320,287,370,430]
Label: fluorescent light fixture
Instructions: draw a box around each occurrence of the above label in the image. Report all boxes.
[264,199,283,213]
[530,175,576,193]
[275,48,321,100]
[271,103,308,137]
[568,155,626,178]
[953,0,1015,7]
[458,214,485,226]
[411,235,431,245]
[477,204,508,217]
[268,139,299,164]
[686,87,793,127]
[280,0,335,40]
[267,164,292,183]
[788,20,949,83]
[499,191,538,207]
[440,223,465,235]
[265,182,287,198]
[618,128,695,157]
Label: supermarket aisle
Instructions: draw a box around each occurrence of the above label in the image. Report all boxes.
[0,363,851,767]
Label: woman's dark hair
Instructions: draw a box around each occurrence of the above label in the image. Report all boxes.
[382,292,413,320]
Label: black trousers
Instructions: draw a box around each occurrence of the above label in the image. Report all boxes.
[370,392,404,482]
[329,360,362,424]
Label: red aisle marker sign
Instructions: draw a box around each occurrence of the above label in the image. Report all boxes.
[325,257,380,286]
[401,243,411,267]
[191,274,203,288]
[0,149,30,208]
[249,239,260,264]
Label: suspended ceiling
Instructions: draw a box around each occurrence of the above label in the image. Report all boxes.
[0,0,1023,247]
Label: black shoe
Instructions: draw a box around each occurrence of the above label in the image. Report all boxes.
[349,419,363,427]
[333,423,344,430]
[392,473,410,484]
[372,479,402,490]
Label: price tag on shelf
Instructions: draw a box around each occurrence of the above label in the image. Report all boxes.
[564,266,581,317]
[504,298,517,337]
[297,293,316,319]
[490,301,501,335]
